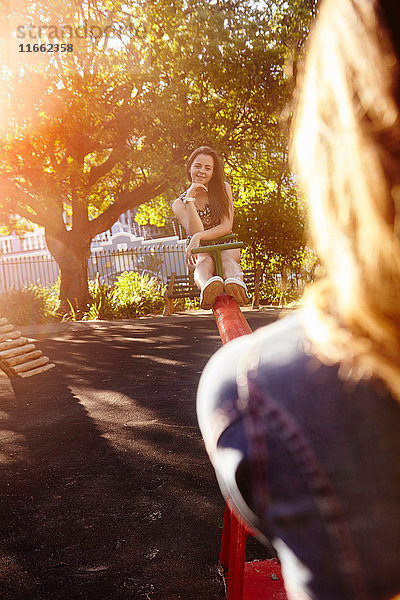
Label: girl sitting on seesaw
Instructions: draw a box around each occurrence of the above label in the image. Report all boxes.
[172,146,250,310]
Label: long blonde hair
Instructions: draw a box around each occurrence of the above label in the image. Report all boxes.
[292,0,400,394]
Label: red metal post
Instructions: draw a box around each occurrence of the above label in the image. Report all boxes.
[211,294,252,599]
[210,287,286,600]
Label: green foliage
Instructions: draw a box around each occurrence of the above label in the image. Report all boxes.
[250,244,319,307]
[0,0,317,220]
[135,198,172,228]
[61,271,167,320]
[81,276,118,321]
[0,283,60,326]
[259,273,303,307]
[172,295,200,312]
[184,296,200,311]
[0,272,167,324]
[139,253,164,280]
[232,172,306,273]
[0,0,312,232]
[65,272,167,320]
[63,300,80,322]
[0,0,316,309]
[112,271,166,317]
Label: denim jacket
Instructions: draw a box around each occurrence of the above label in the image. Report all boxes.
[197,312,400,600]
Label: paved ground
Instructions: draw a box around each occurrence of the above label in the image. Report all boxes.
[0,308,288,600]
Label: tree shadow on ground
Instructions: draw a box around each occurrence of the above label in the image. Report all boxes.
[0,312,277,599]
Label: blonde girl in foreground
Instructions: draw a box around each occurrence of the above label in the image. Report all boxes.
[197,1,400,599]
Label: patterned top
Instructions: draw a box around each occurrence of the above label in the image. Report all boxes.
[178,190,219,230]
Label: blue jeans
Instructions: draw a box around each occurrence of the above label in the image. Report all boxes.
[197,311,400,600]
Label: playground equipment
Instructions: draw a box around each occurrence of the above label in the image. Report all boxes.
[0,316,55,378]
[194,239,287,600]
[191,234,244,279]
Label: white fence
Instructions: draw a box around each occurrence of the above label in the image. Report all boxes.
[0,252,59,293]
[0,242,187,294]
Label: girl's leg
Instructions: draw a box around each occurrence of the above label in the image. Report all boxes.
[221,249,250,305]
[193,254,215,289]
[221,249,242,279]
[193,254,223,309]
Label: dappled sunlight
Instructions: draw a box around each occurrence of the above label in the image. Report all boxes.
[0,429,29,465]
[129,354,184,366]
[57,335,158,345]
[103,423,207,475]
[35,324,220,395]
[69,386,201,449]
[127,420,198,431]
[0,0,307,593]
[0,311,279,598]
[0,549,41,595]
[119,337,157,344]
[73,386,155,414]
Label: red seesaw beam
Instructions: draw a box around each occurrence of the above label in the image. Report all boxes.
[211,294,286,600]
[212,293,251,600]
[212,295,252,343]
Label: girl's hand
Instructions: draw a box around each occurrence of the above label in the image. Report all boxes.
[186,183,208,198]
[186,234,201,266]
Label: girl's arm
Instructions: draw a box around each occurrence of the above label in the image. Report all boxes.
[172,183,208,235]
[194,216,232,242]
[172,197,204,235]
[185,183,234,266]
[191,182,234,243]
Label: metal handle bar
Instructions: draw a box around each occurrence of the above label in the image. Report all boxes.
[191,237,244,277]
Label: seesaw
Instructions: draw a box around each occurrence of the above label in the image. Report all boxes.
[0,316,55,378]
[193,238,286,600]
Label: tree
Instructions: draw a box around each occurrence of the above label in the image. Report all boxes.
[0,0,316,310]
[227,0,316,278]
[227,103,307,276]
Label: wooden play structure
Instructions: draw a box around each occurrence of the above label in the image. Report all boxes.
[0,316,55,378]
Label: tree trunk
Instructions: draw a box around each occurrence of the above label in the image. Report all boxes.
[252,243,257,272]
[45,231,92,314]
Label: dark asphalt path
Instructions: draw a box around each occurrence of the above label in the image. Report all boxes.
[0,308,286,600]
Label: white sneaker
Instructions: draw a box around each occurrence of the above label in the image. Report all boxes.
[224,277,251,306]
[199,276,224,309]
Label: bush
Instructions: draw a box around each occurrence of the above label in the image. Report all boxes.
[111,271,166,318]
[172,296,200,312]
[81,277,118,321]
[0,283,60,326]
[259,272,304,307]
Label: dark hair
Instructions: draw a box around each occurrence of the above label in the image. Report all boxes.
[186,146,231,223]
[379,1,400,62]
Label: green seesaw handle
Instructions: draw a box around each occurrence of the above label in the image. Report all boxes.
[191,235,244,278]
